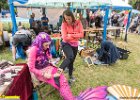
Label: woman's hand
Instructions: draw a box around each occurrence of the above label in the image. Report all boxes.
[42,72,52,79]
[68,34,78,39]
[53,68,63,78]
[67,34,72,38]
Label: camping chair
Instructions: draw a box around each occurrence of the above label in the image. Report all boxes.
[30,72,55,100]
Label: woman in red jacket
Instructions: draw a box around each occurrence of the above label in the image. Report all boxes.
[58,10,84,84]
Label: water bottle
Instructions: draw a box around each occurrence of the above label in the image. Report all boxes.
[32,89,38,100]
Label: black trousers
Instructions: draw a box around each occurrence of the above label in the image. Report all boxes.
[60,42,78,77]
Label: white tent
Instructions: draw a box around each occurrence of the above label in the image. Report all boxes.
[14,0,111,8]
[90,0,132,10]
[110,0,132,9]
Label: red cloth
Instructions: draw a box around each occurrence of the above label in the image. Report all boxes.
[6,63,33,100]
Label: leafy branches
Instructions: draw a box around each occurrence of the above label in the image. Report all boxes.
[0,0,9,12]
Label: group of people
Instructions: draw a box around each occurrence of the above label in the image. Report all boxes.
[11,9,83,100]
[11,9,120,99]
[129,14,140,34]
[27,9,108,100]
[29,13,50,35]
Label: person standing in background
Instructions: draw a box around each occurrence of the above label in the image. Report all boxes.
[41,13,49,27]
[29,13,35,29]
[79,13,87,29]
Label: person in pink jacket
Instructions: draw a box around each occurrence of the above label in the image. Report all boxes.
[27,32,108,100]
[59,10,84,84]
[27,32,75,99]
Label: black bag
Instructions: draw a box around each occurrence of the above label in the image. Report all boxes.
[117,47,131,59]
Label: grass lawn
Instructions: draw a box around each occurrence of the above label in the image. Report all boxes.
[0,33,140,100]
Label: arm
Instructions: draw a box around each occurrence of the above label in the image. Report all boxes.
[29,19,35,27]
[42,17,49,22]
[41,18,45,22]
[61,23,74,42]
[27,46,42,76]
[47,18,49,22]
[71,21,84,39]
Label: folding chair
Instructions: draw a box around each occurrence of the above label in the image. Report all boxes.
[30,72,55,100]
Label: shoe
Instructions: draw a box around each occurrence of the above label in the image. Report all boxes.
[64,67,69,73]
[68,76,76,86]
[69,76,76,82]
[54,76,60,87]
[68,80,72,86]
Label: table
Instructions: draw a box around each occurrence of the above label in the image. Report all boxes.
[84,26,124,40]
[84,26,124,32]
[5,64,33,100]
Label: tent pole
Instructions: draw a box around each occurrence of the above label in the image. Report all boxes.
[103,7,109,41]
[124,10,131,42]
[8,0,17,36]
[70,3,73,12]
[67,2,71,10]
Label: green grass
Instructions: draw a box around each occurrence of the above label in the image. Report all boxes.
[2,22,30,32]
[0,33,140,100]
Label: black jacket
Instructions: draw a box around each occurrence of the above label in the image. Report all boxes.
[97,41,120,64]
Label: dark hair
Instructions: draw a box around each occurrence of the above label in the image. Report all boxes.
[62,10,75,23]
[121,13,124,17]
[39,26,48,32]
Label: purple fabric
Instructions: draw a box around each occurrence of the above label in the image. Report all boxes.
[32,32,52,49]
[35,50,51,69]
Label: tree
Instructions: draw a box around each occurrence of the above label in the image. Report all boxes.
[0,0,9,12]
[135,0,140,10]
[129,0,140,10]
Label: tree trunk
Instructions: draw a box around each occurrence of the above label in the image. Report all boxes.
[136,1,140,10]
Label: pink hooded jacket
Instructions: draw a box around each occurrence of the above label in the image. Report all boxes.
[61,20,84,47]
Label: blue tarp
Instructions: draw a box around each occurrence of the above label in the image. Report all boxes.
[13,0,28,4]
[8,0,29,59]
